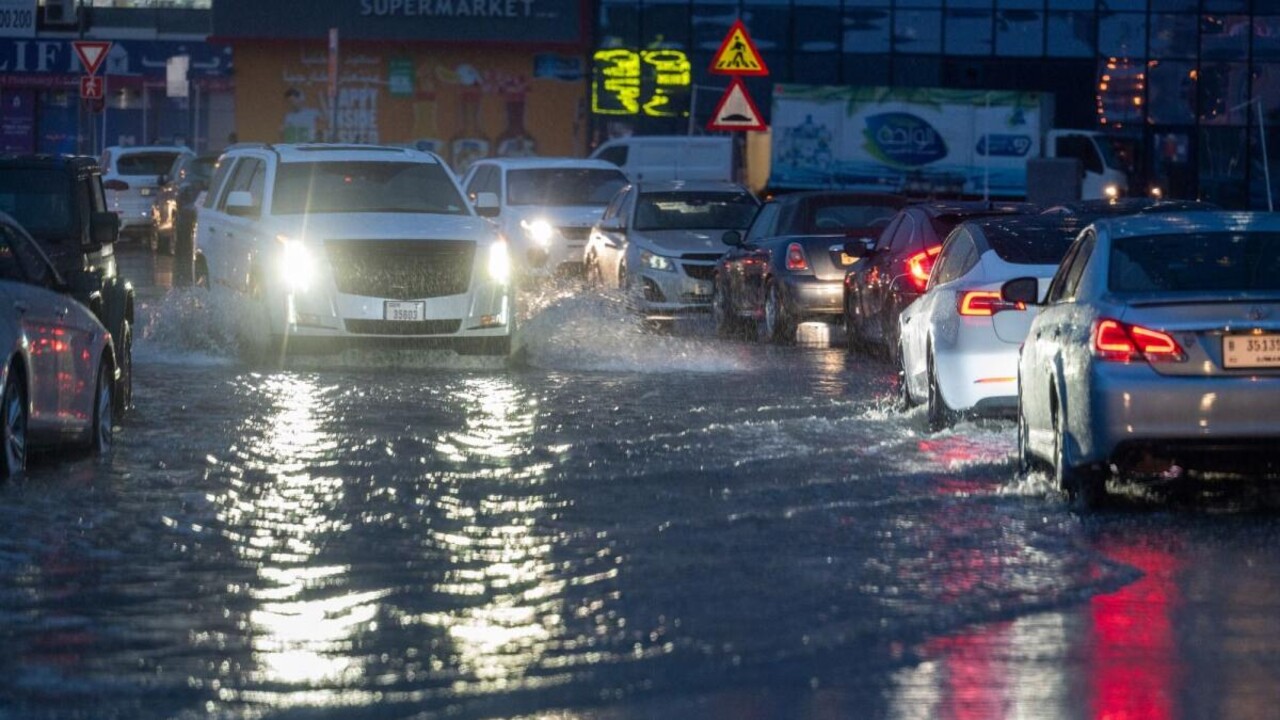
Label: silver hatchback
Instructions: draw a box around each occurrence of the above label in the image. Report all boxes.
[1004,211,1280,506]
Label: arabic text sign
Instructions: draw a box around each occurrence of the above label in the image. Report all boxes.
[0,0,35,38]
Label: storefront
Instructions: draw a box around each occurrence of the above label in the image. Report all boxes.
[0,38,234,156]
[212,0,591,176]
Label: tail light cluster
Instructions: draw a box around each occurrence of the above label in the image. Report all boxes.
[1092,318,1185,363]
[905,245,941,293]
[957,290,1025,317]
[785,242,809,272]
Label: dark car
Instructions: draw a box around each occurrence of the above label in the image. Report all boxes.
[155,151,218,281]
[842,201,1037,358]
[713,191,906,343]
[0,154,134,413]
[1040,197,1220,221]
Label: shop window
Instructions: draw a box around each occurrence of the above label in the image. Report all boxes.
[1099,12,1146,60]
[841,54,889,85]
[1252,63,1280,121]
[996,10,1044,57]
[843,8,891,55]
[1201,15,1250,61]
[599,0,641,49]
[1255,17,1280,60]
[1146,61,1197,126]
[744,0,791,59]
[1149,14,1198,59]
[794,4,840,54]
[1204,0,1247,11]
[896,0,940,7]
[1047,0,1091,7]
[1047,11,1094,58]
[1199,126,1248,208]
[944,10,993,56]
[795,54,840,84]
[642,1,690,52]
[1199,63,1249,125]
[692,0,736,53]
[893,56,941,86]
[997,0,1041,8]
[1249,126,1280,210]
[894,10,942,54]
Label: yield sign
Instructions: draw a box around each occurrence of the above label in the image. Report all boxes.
[709,20,769,77]
[706,78,766,132]
[73,40,112,75]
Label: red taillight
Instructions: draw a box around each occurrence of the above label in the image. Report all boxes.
[1092,318,1185,362]
[785,242,809,272]
[958,290,1025,316]
[103,179,129,191]
[906,245,942,293]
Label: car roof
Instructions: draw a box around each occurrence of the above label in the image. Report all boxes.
[257,144,445,165]
[1093,210,1280,240]
[474,157,622,171]
[768,191,907,205]
[636,179,750,193]
[104,145,192,154]
[913,200,1038,218]
[964,213,1091,249]
[1041,198,1219,218]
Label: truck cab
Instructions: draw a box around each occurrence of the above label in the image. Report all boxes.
[1044,129,1129,200]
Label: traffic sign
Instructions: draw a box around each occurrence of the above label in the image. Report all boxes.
[706,78,766,132]
[80,75,104,100]
[709,20,768,77]
[72,40,112,75]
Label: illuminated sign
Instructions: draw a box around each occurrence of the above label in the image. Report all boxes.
[592,48,691,118]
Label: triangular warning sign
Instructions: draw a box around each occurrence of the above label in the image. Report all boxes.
[73,41,113,75]
[709,20,769,77]
[706,78,766,132]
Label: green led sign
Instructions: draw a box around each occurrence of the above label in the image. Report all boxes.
[593,48,691,118]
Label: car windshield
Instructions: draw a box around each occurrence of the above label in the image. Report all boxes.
[0,169,72,238]
[634,191,758,231]
[272,161,469,215]
[189,156,217,182]
[506,168,627,207]
[983,224,1080,265]
[803,202,899,233]
[117,152,185,176]
[1110,232,1280,293]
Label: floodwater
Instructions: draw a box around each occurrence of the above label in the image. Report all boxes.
[2,251,1280,719]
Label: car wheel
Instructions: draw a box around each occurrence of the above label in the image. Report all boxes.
[926,349,957,432]
[713,278,745,339]
[90,357,114,455]
[114,319,132,416]
[896,343,916,410]
[584,254,603,289]
[763,281,793,344]
[193,257,210,290]
[1053,406,1106,509]
[157,230,174,256]
[1,366,26,480]
[1016,395,1035,475]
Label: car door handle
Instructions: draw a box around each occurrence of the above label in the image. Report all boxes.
[12,301,27,314]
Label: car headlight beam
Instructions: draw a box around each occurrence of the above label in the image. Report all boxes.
[520,218,554,247]
[640,249,675,272]
[489,239,511,284]
[276,236,317,292]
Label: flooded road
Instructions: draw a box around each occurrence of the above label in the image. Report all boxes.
[3,250,1280,719]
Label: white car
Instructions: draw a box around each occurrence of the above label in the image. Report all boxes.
[0,212,118,478]
[584,180,759,319]
[100,145,193,244]
[1005,211,1280,507]
[460,157,628,274]
[194,144,513,356]
[899,214,1082,430]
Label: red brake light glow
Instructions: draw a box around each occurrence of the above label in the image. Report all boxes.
[906,245,942,293]
[1092,318,1185,363]
[958,290,1025,317]
[786,242,809,272]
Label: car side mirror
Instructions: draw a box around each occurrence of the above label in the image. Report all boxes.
[1001,276,1042,306]
[225,190,259,218]
[599,217,624,232]
[722,230,743,246]
[842,238,876,258]
[474,191,500,218]
[88,211,119,251]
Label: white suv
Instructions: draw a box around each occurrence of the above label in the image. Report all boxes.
[194,144,513,355]
[101,145,193,244]
[460,158,628,274]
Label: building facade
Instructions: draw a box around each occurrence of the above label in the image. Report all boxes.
[593,0,1280,208]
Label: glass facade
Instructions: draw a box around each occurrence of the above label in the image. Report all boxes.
[593,0,1280,208]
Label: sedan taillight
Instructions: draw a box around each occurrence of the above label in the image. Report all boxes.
[958,290,1024,316]
[1092,318,1185,363]
[905,245,941,293]
[785,242,809,272]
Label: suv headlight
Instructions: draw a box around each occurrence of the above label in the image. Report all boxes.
[640,249,674,272]
[488,239,511,284]
[520,218,554,247]
[276,235,317,291]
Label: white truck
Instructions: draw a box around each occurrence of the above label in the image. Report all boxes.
[766,85,1128,201]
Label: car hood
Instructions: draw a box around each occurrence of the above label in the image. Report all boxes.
[630,229,733,256]
[270,213,499,243]
[508,205,608,229]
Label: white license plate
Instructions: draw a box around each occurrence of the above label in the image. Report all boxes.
[140,188,153,197]
[1223,334,1280,368]
[384,301,425,322]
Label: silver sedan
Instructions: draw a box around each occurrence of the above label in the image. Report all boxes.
[1004,211,1280,507]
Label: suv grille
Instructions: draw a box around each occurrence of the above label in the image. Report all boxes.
[559,226,591,241]
[325,240,475,299]
[344,319,462,335]
[682,263,715,281]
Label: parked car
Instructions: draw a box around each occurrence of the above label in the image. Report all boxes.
[715,191,906,342]
[1004,211,1280,507]
[0,154,134,415]
[100,145,194,247]
[898,214,1086,431]
[0,212,118,479]
[194,143,514,356]
[584,180,759,319]
[460,157,628,275]
[155,151,219,271]
[843,201,1037,358]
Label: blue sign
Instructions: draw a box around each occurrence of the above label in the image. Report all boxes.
[976,134,1034,157]
[862,112,948,169]
[213,0,585,45]
[0,38,232,79]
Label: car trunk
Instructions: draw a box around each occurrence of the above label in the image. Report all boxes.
[786,234,863,281]
[1117,297,1280,377]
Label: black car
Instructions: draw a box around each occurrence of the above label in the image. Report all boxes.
[0,154,135,413]
[155,151,219,282]
[1040,197,1220,221]
[842,201,1037,358]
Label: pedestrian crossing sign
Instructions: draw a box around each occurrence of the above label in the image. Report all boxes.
[709,20,769,77]
[706,78,767,132]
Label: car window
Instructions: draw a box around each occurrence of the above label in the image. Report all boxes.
[0,168,74,238]
[1053,232,1096,302]
[4,223,54,288]
[89,174,107,212]
[506,168,628,207]
[601,187,629,223]
[218,158,261,210]
[166,155,186,182]
[805,202,900,233]
[273,161,469,215]
[464,165,490,201]
[931,230,976,287]
[1108,231,1280,293]
[1055,135,1103,175]
[745,203,780,243]
[204,157,237,209]
[633,191,758,231]
[0,225,26,282]
[116,151,185,176]
[595,145,627,167]
[886,213,916,252]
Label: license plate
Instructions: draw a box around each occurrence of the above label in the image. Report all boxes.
[140,188,153,197]
[384,300,425,322]
[1223,333,1280,368]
